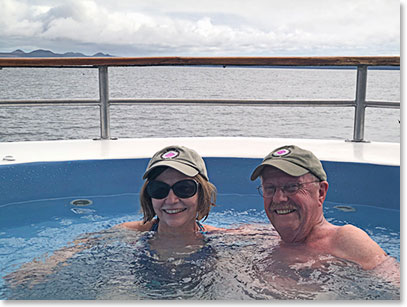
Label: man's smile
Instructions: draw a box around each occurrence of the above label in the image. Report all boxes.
[275,208,296,215]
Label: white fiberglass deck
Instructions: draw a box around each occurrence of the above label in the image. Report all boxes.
[0,137,400,166]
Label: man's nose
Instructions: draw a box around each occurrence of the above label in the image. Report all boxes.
[272,187,289,203]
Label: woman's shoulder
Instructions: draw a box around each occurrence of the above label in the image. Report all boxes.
[202,224,225,232]
[117,220,156,232]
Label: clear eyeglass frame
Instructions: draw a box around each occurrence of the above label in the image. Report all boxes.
[257,180,320,198]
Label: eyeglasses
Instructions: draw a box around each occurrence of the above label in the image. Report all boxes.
[257,181,320,198]
[146,179,199,199]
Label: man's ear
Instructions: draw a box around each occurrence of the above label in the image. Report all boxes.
[318,181,329,205]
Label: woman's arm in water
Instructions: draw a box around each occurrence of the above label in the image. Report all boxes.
[5,221,153,288]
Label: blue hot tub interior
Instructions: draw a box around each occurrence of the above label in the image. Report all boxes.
[0,157,400,247]
[0,157,400,246]
[0,157,400,213]
[0,157,400,300]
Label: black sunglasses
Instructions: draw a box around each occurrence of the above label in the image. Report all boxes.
[146,179,199,199]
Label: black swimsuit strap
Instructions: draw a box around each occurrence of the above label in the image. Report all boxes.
[150,221,159,232]
[196,221,205,232]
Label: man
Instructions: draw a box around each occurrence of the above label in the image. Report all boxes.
[250,145,390,270]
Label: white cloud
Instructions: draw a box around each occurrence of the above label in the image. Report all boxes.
[0,0,400,56]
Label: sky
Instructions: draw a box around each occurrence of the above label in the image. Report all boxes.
[0,0,400,56]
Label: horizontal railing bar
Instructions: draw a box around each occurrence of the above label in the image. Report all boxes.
[111,98,355,107]
[0,56,400,68]
[364,101,401,108]
[0,98,399,108]
[0,99,99,106]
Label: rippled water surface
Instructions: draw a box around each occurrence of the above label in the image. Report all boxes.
[0,67,400,142]
[2,227,399,300]
[0,195,400,300]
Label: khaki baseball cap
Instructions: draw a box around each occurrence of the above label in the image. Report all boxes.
[250,145,327,181]
[143,145,208,180]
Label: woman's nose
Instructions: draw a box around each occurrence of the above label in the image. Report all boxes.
[165,188,179,203]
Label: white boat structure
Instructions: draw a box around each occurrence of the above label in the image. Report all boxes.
[0,56,400,210]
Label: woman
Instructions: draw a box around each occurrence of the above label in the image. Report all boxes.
[5,145,220,296]
[119,145,220,257]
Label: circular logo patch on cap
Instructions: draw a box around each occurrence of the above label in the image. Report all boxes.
[161,150,179,159]
[272,148,291,157]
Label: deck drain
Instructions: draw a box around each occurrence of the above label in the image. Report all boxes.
[70,199,93,206]
[334,205,356,212]
[2,155,15,161]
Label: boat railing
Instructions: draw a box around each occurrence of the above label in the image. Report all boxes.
[0,56,400,142]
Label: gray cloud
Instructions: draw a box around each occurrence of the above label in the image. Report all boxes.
[0,0,400,56]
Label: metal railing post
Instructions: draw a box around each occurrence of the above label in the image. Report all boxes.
[98,66,110,139]
[352,65,368,142]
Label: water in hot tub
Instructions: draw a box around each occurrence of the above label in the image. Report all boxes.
[0,193,400,300]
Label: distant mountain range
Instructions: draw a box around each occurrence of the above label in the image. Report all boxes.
[0,49,114,58]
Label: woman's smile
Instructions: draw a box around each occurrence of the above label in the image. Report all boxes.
[162,208,188,214]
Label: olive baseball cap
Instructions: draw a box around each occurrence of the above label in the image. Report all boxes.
[250,145,327,181]
[143,145,208,180]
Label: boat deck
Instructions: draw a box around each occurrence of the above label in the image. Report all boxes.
[0,137,400,166]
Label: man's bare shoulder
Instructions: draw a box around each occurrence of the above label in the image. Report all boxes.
[117,220,154,232]
[334,224,376,244]
[333,224,387,269]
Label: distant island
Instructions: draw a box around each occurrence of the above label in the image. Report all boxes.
[0,49,114,58]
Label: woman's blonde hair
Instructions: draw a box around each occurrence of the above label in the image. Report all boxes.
[139,170,216,223]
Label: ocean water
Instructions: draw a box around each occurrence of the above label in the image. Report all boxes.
[0,66,400,142]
